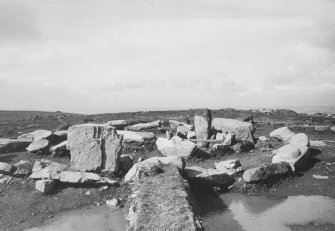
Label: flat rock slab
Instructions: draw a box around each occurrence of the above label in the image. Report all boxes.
[185,166,233,186]
[36,179,55,194]
[106,120,129,129]
[128,166,202,231]
[214,159,243,176]
[67,124,122,172]
[0,138,32,153]
[116,130,156,143]
[315,126,330,131]
[26,139,50,153]
[270,127,295,143]
[30,160,68,180]
[310,140,327,147]
[156,137,197,157]
[243,162,292,183]
[19,130,52,142]
[59,171,101,183]
[127,120,161,131]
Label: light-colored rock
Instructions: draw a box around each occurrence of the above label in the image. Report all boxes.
[223,132,235,146]
[215,159,243,175]
[35,179,55,193]
[98,177,119,186]
[331,126,335,132]
[0,174,13,184]
[0,138,32,153]
[289,133,310,150]
[194,109,212,147]
[26,139,50,153]
[0,162,14,174]
[59,171,101,183]
[106,120,129,129]
[216,133,225,141]
[187,131,196,140]
[17,133,34,142]
[272,144,301,161]
[313,174,329,180]
[243,163,291,183]
[315,126,330,132]
[185,166,233,186]
[169,120,193,130]
[124,156,185,182]
[127,120,161,131]
[50,141,68,155]
[20,130,52,142]
[53,130,67,141]
[310,140,327,147]
[67,124,122,172]
[176,126,190,138]
[270,127,295,143]
[258,136,268,142]
[166,131,173,140]
[116,130,155,143]
[12,167,31,177]
[106,198,120,207]
[30,159,68,180]
[156,137,197,158]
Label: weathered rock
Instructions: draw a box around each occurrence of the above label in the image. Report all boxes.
[106,198,120,207]
[187,131,196,140]
[0,138,32,153]
[12,167,31,177]
[106,120,129,130]
[315,126,330,132]
[0,162,14,174]
[67,124,122,172]
[119,154,133,173]
[127,120,161,131]
[116,130,155,143]
[35,179,55,193]
[30,159,68,180]
[310,140,327,147]
[59,171,101,183]
[331,126,335,132]
[56,123,72,131]
[156,137,197,158]
[289,133,310,150]
[26,139,50,153]
[216,133,225,141]
[258,136,268,142]
[270,127,295,143]
[215,159,243,175]
[223,132,235,146]
[169,120,193,130]
[50,141,68,156]
[166,131,173,140]
[20,130,52,142]
[272,144,301,160]
[124,156,185,182]
[177,125,190,138]
[185,166,233,186]
[0,174,13,184]
[243,163,292,183]
[194,109,212,147]
[53,130,68,141]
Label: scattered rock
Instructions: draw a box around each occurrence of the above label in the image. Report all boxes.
[270,127,295,143]
[156,137,197,158]
[216,133,225,141]
[289,133,310,150]
[116,130,156,143]
[0,138,32,153]
[30,160,68,180]
[331,126,335,132]
[21,130,53,142]
[106,198,120,207]
[35,179,55,194]
[26,139,50,153]
[124,156,185,182]
[127,120,161,131]
[194,109,212,147]
[106,120,129,130]
[67,124,122,172]
[315,126,330,132]
[176,125,190,139]
[313,175,329,180]
[185,166,233,186]
[50,141,68,156]
[258,136,268,142]
[223,132,235,146]
[310,140,327,147]
[243,162,292,183]
[59,171,101,183]
[12,168,31,177]
[215,159,243,175]
[0,162,14,174]
[0,174,13,184]
[169,120,193,130]
[53,130,67,142]
[187,131,196,140]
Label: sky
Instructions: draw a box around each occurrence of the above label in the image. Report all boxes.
[0,0,335,113]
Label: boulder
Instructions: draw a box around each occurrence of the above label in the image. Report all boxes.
[243,163,292,183]
[176,126,190,138]
[26,139,50,153]
[194,109,212,147]
[215,159,243,175]
[67,124,122,172]
[187,131,196,140]
[310,140,327,147]
[272,144,301,161]
[169,120,193,130]
[19,129,52,142]
[106,120,129,130]
[289,133,309,150]
[185,166,233,186]
[127,120,161,131]
[30,159,68,180]
[59,171,101,183]
[50,141,68,156]
[0,162,14,174]
[156,137,197,158]
[315,126,330,132]
[124,156,185,182]
[35,179,55,194]
[270,127,295,143]
[0,138,32,153]
[116,130,155,143]
[216,133,225,141]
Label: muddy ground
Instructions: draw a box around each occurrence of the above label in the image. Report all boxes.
[0,109,334,231]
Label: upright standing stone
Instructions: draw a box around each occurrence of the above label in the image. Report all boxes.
[67,124,123,172]
[194,109,212,147]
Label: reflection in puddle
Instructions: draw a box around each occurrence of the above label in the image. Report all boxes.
[26,205,128,231]
[200,194,335,231]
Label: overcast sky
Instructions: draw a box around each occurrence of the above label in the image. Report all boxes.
[0,0,334,113]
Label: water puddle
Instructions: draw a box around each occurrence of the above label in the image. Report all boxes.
[198,193,335,231]
[26,205,128,231]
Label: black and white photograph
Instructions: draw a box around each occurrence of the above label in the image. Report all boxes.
[1,0,335,230]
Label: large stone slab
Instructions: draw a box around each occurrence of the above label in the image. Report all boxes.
[35,179,55,194]
[194,109,212,147]
[19,129,52,142]
[26,139,50,153]
[116,130,155,143]
[59,171,101,183]
[270,127,295,143]
[315,126,330,132]
[50,141,68,156]
[67,124,122,172]
[214,159,243,176]
[0,162,14,174]
[243,163,292,183]
[106,120,129,129]
[185,166,233,186]
[30,159,68,180]
[289,133,309,150]
[127,120,161,131]
[0,138,32,153]
[156,137,197,158]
